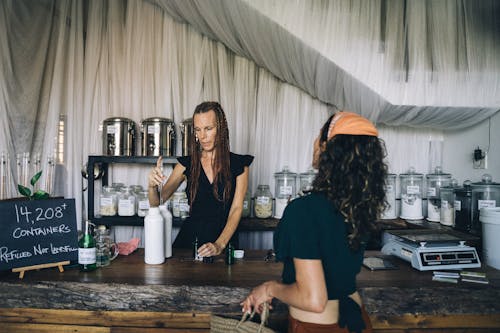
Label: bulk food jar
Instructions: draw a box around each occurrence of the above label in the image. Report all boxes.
[439,179,459,226]
[400,167,423,220]
[241,190,251,218]
[471,174,500,235]
[100,186,117,216]
[254,185,273,219]
[381,174,397,219]
[454,180,473,233]
[118,186,136,216]
[425,166,451,222]
[274,166,297,219]
[298,168,317,196]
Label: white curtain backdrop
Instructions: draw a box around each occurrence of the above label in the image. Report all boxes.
[3,0,483,248]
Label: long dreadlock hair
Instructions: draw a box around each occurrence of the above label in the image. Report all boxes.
[188,101,232,205]
[312,115,388,251]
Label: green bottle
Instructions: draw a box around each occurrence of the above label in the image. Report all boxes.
[78,220,97,271]
[225,242,234,265]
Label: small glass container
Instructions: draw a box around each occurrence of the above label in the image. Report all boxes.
[99,186,117,216]
[118,186,136,216]
[298,167,317,196]
[254,185,273,219]
[136,190,150,217]
[172,191,187,218]
[241,190,251,218]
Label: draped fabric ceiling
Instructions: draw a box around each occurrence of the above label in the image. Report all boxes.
[148,0,500,130]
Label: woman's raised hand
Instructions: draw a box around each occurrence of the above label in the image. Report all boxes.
[148,156,166,188]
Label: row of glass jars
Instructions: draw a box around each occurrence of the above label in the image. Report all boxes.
[99,184,190,218]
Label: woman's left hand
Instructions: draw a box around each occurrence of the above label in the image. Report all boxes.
[198,242,223,257]
[241,281,274,314]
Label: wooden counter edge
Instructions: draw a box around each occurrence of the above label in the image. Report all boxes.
[1,308,500,331]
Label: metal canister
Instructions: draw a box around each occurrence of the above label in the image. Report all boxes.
[102,117,136,156]
[180,118,193,156]
[140,117,176,156]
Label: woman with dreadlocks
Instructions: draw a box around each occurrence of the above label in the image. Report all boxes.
[148,101,253,257]
[242,111,387,333]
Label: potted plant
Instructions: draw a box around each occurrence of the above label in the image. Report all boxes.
[17,170,50,200]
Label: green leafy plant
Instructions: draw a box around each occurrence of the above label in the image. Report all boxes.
[18,170,50,200]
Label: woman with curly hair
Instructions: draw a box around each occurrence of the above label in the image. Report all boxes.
[148,101,253,257]
[242,111,387,333]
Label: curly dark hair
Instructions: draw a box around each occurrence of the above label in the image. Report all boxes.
[188,101,232,205]
[312,115,388,251]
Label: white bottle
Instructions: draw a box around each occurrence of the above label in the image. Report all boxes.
[159,205,173,259]
[144,207,165,264]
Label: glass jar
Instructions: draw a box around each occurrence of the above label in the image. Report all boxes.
[172,191,187,218]
[131,184,144,194]
[254,185,273,219]
[136,190,150,217]
[381,174,397,219]
[454,180,473,233]
[241,190,251,218]
[471,174,500,235]
[440,179,459,226]
[99,186,117,216]
[274,166,297,219]
[298,167,317,196]
[400,167,423,220]
[118,186,136,216]
[425,166,451,222]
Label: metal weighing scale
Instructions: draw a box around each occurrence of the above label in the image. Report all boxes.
[381,229,481,271]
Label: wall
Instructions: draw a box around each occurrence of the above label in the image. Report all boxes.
[443,111,500,185]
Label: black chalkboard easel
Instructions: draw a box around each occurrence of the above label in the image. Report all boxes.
[0,198,79,276]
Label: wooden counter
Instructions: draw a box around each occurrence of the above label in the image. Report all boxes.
[1,249,499,333]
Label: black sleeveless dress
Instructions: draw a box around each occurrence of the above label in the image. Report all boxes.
[172,152,254,248]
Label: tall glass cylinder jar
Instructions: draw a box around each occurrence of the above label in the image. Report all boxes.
[274,167,297,219]
[254,185,273,219]
[440,179,459,226]
[118,186,136,216]
[454,181,473,233]
[471,174,500,235]
[400,167,423,220]
[425,166,451,222]
[381,174,397,219]
[100,186,117,216]
[171,191,187,218]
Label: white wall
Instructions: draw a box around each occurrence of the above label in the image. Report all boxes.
[443,111,500,185]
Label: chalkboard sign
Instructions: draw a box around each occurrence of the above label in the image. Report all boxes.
[0,198,78,271]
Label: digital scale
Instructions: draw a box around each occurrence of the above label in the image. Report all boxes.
[381,229,481,271]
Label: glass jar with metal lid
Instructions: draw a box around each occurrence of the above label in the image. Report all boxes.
[99,186,117,216]
[254,185,273,219]
[471,174,500,235]
[439,179,459,226]
[274,166,297,219]
[400,167,423,220]
[381,174,397,219]
[425,166,452,222]
[180,118,193,156]
[118,186,136,216]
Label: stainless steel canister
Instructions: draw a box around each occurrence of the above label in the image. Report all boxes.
[140,117,176,156]
[180,118,193,156]
[102,117,136,156]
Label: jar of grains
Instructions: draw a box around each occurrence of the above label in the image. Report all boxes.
[118,186,136,216]
[254,185,273,218]
[100,186,117,216]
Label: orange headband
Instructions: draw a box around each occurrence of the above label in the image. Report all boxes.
[327,111,378,140]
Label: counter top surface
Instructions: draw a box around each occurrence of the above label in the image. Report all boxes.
[1,249,499,318]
